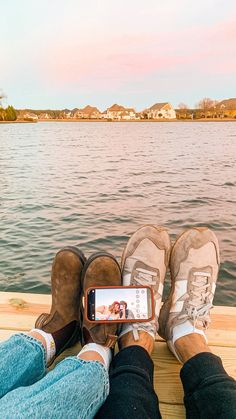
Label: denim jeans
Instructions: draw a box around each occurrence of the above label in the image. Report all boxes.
[0,334,109,419]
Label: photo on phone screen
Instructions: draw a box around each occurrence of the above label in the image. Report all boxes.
[87,286,153,322]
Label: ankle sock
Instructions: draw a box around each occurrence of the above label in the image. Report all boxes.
[31,329,56,365]
[119,322,156,341]
[78,343,112,370]
[172,320,208,346]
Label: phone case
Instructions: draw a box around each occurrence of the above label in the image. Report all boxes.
[84,285,155,324]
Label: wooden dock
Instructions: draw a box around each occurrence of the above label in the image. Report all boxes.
[0,291,235,418]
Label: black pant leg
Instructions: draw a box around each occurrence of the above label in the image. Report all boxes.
[180,352,236,419]
[95,345,161,419]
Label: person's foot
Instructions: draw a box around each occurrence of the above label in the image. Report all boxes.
[119,225,171,343]
[35,246,86,355]
[159,227,220,362]
[81,252,122,347]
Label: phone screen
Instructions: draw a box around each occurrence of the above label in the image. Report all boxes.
[87,286,153,322]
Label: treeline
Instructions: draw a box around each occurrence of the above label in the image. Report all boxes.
[176,98,236,119]
[0,106,17,121]
[17,108,62,118]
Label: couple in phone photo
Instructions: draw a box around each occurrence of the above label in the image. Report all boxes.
[95,300,134,320]
[0,225,235,419]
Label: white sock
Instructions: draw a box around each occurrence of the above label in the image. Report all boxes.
[78,343,112,370]
[119,323,155,341]
[172,320,208,346]
[30,328,56,365]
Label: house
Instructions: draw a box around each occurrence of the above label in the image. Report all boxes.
[38,113,52,120]
[121,108,137,120]
[104,104,137,120]
[23,112,38,122]
[216,98,236,118]
[73,105,101,119]
[143,103,176,119]
[60,109,72,119]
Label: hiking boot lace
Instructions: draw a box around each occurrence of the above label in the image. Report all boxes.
[179,271,212,328]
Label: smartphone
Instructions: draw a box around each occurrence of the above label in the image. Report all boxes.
[85,286,154,323]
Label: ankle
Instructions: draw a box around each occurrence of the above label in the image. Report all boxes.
[28,330,47,350]
[79,351,105,365]
[119,331,154,356]
[78,343,112,369]
[175,333,211,363]
[29,329,56,365]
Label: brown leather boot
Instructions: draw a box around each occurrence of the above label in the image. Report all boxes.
[35,246,86,350]
[81,252,121,347]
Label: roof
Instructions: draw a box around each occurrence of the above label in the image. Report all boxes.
[149,102,169,111]
[75,105,101,115]
[82,105,101,114]
[107,104,126,112]
[216,98,236,110]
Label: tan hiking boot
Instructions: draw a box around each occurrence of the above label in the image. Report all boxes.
[119,225,171,340]
[35,246,86,347]
[81,252,122,347]
[159,227,220,362]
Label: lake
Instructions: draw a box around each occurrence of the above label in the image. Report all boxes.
[0,121,235,306]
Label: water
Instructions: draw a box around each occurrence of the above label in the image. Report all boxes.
[0,121,235,306]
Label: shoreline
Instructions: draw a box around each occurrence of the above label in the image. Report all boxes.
[1,118,236,124]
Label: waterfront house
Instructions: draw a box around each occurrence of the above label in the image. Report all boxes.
[105,104,137,120]
[38,113,52,120]
[216,98,236,118]
[23,112,38,122]
[143,102,176,119]
[73,105,102,119]
[120,108,137,120]
[60,109,72,119]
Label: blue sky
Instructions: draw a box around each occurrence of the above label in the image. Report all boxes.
[1,0,236,110]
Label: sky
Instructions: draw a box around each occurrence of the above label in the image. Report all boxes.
[1,0,236,110]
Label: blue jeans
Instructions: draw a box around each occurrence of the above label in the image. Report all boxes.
[0,334,109,418]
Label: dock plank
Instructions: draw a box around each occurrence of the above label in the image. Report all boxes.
[0,291,235,419]
[1,292,235,346]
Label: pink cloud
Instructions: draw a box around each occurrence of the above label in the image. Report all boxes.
[38,14,236,90]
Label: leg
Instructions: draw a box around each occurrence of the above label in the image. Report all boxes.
[179,340,236,419]
[96,331,161,419]
[159,227,236,419]
[0,333,46,399]
[96,225,171,418]
[0,354,109,419]
[0,246,85,399]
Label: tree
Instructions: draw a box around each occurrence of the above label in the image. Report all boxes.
[178,102,189,110]
[4,105,17,121]
[197,98,218,111]
[196,98,219,118]
[177,103,189,119]
[0,89,6,105]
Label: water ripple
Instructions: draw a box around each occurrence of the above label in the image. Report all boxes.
[0,121,235,306]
